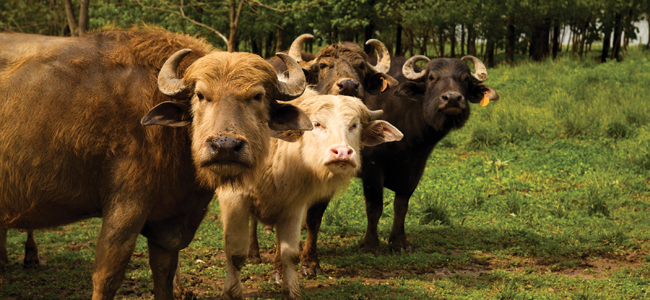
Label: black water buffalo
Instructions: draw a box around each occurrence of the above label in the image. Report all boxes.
[249,34,400,278]
[0,29,310,300]
[357,55,499,253]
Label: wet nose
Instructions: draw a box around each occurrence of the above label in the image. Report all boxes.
[206,135,245,157]
[329,145,354,161]
[337,80,360,96]
[441,92,463,104]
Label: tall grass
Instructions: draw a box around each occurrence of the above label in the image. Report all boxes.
[463,47,650,150]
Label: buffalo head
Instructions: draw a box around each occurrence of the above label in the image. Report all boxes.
[287,34,399,98]
[141,49,312,187]
[396,55,499,131]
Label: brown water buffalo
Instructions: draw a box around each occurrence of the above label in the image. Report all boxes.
[249,34,400,276]
[356,55,499,253]
[219,92,402,300]
[0,28,310,300]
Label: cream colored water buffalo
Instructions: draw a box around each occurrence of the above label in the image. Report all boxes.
[0,28,311,300]
[218,92,403,300]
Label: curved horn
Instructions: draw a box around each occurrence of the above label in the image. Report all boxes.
[365,39,391,74]
[461,55,488,82]
[402,55,430,81]
[272,53,307,101]
[288,34,314,63]
[158,49,193,99]
[369,109,383,121]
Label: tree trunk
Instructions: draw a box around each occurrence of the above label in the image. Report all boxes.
[438,27,444,57]
[421,27,429,56]
[601,28,611,63]
[467,24,476,56]
[64,0,79,36]
[450,24,456,58]
[486,39,495,67]
[506,15,515,64]
[578,18,590,60]
[265,31,274,58]
[78,0,89,36]
[460,24,465,56]
[395,23,403,56]
[552,23,560,59]
[251,38,260,56]
[227,0,245,52]
[611,13,622,62]
[275,27,284,53]
[363,12,375,54]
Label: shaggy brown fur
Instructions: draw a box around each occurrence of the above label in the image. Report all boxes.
[0,28,308,300]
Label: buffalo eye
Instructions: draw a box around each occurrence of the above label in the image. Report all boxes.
[350,123,358,131]
[357,63,366,71]
[253,93,263,101]
[428,74,437,82]
[196,92,205,101]
[461,74,470,82]
[319,63,329,70]
[314,121,321,128]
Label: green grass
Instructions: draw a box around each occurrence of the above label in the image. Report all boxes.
[2,47,650,299]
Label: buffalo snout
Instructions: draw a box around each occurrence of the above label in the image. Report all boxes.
[337,79,360,97]
[326,144,357,172]
[439,92,466,114]
[202,134,249,166]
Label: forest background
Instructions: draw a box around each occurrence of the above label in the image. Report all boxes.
[2,0,649,65]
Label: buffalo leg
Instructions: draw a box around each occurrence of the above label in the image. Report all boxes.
[248,217,262,264]
[220,196,250,300]
[388,192,414,253]
[92,205,148,300]
[24,230,39,268]
[148,240,179,300]
[173,259,183,299]
[0,229,7,272]
[301,199,330,276]
[361,171,385,253]
[275,208,304,300]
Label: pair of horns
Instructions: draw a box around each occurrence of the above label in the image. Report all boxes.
[158,49,306,101]
[402,55,488,83]
[287,34,391,74]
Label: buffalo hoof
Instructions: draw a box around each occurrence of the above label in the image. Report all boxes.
[301,264,322,277]
[360,240,380,254]
[389,238,412,254]
[263,225,274,234]
[271,269,282,284]
[248,255,262,264]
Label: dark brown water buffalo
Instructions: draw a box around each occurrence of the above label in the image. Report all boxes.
[0,28,310,300]
[357,55,499,253]
[249,34,400,278]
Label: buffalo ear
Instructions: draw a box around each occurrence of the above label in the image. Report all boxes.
[366,73,400,95]
[393,82,426,101]
[361,120,404,147]
[141,101,192,127]
[270,130,305,142]
[467,84,499,103]
[268,102,313,132]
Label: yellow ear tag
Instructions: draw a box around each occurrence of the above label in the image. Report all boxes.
[380,77,388,92]
[480,91,490,107]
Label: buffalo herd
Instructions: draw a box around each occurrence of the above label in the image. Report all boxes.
[0,28,498,300]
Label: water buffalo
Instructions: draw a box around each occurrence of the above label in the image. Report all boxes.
[357,55,500,253]
[249,34,400,276]
[219,92,402,300]
[0,28,310,300]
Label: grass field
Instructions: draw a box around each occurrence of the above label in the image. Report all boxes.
[2,48,650,299]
